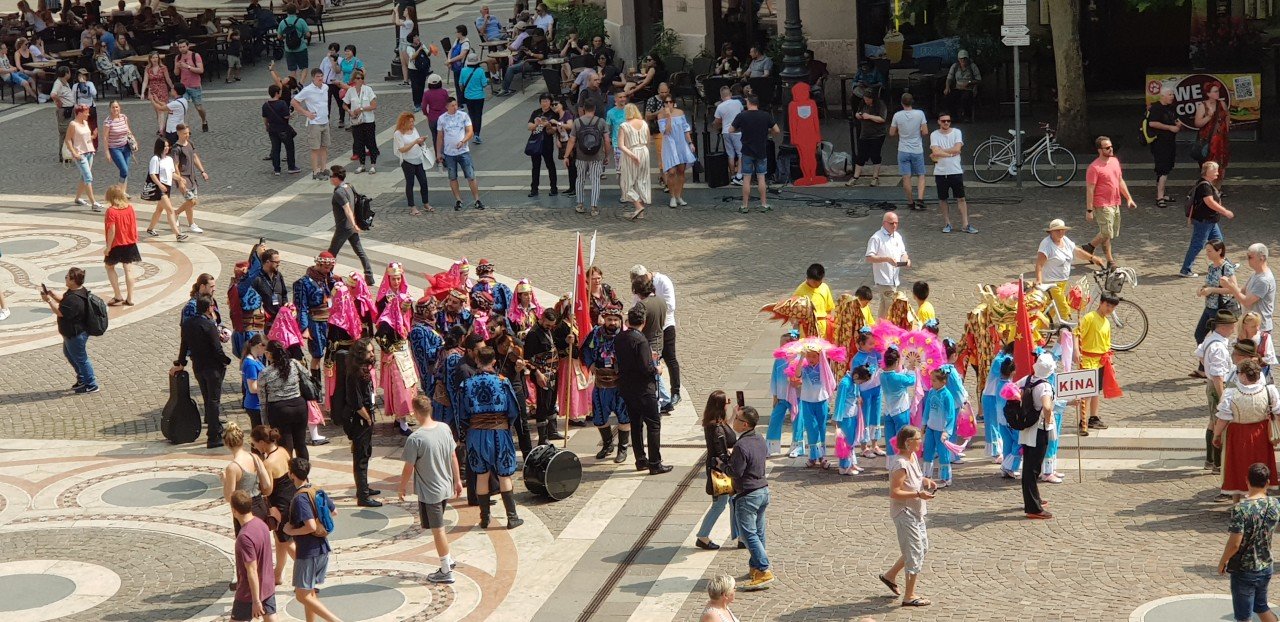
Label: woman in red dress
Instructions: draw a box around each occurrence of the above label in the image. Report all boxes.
[1194,82,1231,190]
[1212,360,1280,500]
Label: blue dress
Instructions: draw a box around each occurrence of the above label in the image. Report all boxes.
[658,114,697,172]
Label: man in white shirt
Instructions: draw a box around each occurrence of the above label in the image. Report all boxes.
[631,264,681,410]
[929,112,974,234]
[292,68,331,180]
[1018,353,1057,520]
[865,211,910,318]
[890,92,928,210]
[1198,310,1238,478]
[435,97,484,211]
[150,83,188,143]
[712,85,744,186]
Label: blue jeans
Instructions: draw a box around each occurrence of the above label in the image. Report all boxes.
[75,153,94,184]
[696,493,738,540]
[1231,567,1273,622]
[443,152,475,181]
[108,146,132,182]
[733,487,770,571]
[1181,219,1223,275]
[502,60,538,91]
[62,332,95,387]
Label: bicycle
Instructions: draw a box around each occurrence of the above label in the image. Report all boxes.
[971,122,1078,188]
[1035,265,1148,352]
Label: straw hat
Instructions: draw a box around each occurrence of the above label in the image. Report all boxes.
[1045,218,1071,232]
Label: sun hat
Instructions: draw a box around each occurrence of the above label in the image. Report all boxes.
[1045,219,1071,232]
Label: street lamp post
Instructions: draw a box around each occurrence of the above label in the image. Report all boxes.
[776,0,808,179]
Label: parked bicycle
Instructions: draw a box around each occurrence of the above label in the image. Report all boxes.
[971,122,1077,188]
[1036,265,1147,351]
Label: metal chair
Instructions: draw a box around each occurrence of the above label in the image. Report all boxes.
[661,55,687,74]
[542,67,568,98]
[747,76,778,110]
[687,56,713,81]
[568,54,592,70]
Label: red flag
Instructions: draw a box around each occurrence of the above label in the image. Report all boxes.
[573,234,592,346]
[1013,279,1035,379]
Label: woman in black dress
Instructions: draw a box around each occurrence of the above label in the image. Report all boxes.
[694,390,740,550]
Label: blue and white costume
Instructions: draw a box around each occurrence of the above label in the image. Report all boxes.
[293,268,334,360]
[582,325,629,426]
[437,307,475,336]
[922,386,957,482]
[408,321,444,400]
[457,371,521,477]
[982,351,1012,460]
[938,363,968,438]
[798,363,833,462]
[832,372,861,471]
[765,355,798,456]
[852,350,882,444]
[880,367,916,456]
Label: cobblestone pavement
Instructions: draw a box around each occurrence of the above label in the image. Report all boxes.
[1,11,1278,621]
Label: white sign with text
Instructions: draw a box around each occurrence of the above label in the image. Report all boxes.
[1056,369,1100,400]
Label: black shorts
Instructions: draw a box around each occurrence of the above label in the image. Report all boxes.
[856,136,886,166]
[935,173,966,200]
[1151,139,1176,176]
[230,595,276,621]
[419,500,447,529]
[104,243,141,266]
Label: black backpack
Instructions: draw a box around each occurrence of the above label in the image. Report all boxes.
[1004,377,1047,431]
[351,187,375,230]
[576,117,605,156]
[413,45,430,73]
[283,17,304,50]
[1185,180,1213,218]
[80,289,110,337]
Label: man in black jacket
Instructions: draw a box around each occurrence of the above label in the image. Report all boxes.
[615,304,671,475]
[171,295,233,448]
[343,336,382,507]
[523,308,567,443]
[251,248,288,332]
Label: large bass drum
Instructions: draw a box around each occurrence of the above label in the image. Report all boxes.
[523,444,582,501]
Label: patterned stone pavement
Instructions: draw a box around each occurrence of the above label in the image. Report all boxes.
[2,10,1280,621]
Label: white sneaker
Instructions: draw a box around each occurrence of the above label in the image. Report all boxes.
[677,197,688,206]
[766,440,782,456]
[356,165,366,174]
[669,197,678,208]
[91,201,105,212]
[0,308,9,321]
[74,198,88,206]
[368,165,376,174]
[188,224,204,234]
[787,443,806,458]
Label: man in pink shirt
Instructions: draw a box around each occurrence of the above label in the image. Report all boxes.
[174,40,210,133]
[1083,135,1136,266]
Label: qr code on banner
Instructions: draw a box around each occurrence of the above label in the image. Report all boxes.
[1234,75,1256,100]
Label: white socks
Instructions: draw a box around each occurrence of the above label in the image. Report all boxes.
[441,554,454,572]
[309,424,325,441]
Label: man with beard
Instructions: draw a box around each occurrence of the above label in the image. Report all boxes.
[487,313,534,460]
[524,308,568,443]
[581,305,629,463]
[342,336,383,507]
[437,288,474,335]
[409,295,444,409]
[631,265,680,411]
[471,259,512,317]
[251,247,289,334]
[293,251,336,392]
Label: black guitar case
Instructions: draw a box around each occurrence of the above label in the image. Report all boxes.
[161,370,203,444]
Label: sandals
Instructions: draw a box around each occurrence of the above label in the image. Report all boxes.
[626,207,646,220]
[107,298,125,307]
[878,574,900,596]
[902,597,932,607]
[1156,197,1169,209]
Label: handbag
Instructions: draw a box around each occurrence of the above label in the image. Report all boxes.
[418,141,436,168]
[1191,111,1216,163]
[141,178,161,201]
[1266,389,1280,447]
[127,133,139,152]
[524,130,546,156]
[294,360,319,402]
[709,425,735,496]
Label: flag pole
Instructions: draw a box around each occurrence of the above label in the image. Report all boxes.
[563,232,580,448]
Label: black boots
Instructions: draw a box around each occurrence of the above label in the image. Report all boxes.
[310,368,323,404]
[480,491,523,529]
[546,417,565,441]
[595,426,615,459]
[615,430,629,464]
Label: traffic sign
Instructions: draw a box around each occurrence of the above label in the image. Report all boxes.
[1003,3,1028,25]
[1002,35,1031,47]
[1056,369,1100,400]
[1001,25,1029,37]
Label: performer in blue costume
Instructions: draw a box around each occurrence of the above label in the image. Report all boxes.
[238,242,267,341]
[581,305,631,463]
[982,343,1015,463]
[766,330,799,457]
[922,368,957,487]
[790,345,839,469]
[437,288,475,336]
[409,295,444,409]
[937,339,970,445]
[879,347,917,457]
[435,325,469,431]
[852,330,885,458]
[293,251,336,391]
[457,346,525,529]
[992,357,1021,477]
[833,365,870,475]
[472,259,513,316]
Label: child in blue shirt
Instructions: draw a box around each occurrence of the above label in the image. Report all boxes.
[983,343,1014,463]
[851,331,884,457]
[938,339,970,444]
[766,331,801,457]
[792,347,837,468]
[922,368,957,486]
[879,347,917,457]
[833,366,871,475]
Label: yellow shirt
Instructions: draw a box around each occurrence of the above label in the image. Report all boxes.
[794,282,835,336]
[1077,310,1111,358]
[860,303,875,327]
[916,300,936,326]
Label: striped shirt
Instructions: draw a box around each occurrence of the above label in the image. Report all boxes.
[104,114,131,148]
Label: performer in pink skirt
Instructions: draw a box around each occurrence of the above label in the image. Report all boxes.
[376,263,418,435]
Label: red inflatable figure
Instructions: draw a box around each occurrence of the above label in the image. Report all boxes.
[788,81,827,186]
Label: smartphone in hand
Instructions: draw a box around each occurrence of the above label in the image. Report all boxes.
[896,261,909,267]
[735,391,745,408]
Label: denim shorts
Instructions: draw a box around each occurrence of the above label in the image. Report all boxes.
[75,153,95,184]
[898,151,925,175]
[293,553,329,590]
[444,152,475,181]
[742,154,767,176]
[1232,567,1273,622]
[184,87,204,106]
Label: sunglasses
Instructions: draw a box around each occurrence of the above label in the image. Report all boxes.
[1100,146,1114,151]
[938,118,951,123]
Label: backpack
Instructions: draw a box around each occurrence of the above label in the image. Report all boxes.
[1004,377,1047,431]
[1138,106,1156,146]
[412,45,430,73]
[80,289,110,336]
[353,189,375,230]
[1185,180,1212,219]
[576,117,605,156]
[295,486,335,537]
[282,17,304,50]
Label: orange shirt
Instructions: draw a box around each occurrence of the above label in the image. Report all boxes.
[104,205,138,247]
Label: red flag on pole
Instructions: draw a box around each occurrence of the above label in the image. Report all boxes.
[573,233,593,346]
[1013,278,1035,379]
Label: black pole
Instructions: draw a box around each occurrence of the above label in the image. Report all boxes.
[776,0,808,180]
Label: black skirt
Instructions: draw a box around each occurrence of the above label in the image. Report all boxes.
[104,243,142,266]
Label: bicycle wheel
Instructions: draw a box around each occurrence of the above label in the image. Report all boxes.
[1032,145,1077,188]
[1108,299,1148,352]
[971,139,1011,184]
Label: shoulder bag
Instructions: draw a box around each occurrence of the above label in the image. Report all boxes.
[267,101,297,139]
[1191,107,1216,163]
[294,359,319,402]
